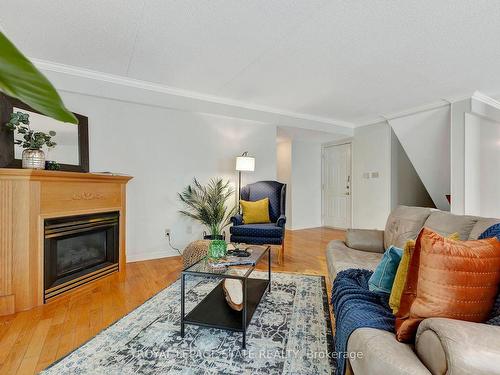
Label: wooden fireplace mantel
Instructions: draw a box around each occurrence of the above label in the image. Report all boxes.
[0,169,132,316]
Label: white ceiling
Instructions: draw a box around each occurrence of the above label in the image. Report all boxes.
[1,0,500,125]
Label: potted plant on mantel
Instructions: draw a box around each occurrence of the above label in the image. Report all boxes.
[178,178,237,258]
[5,111,57,169]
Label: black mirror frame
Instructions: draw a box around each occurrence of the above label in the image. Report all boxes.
[0,93,89,172]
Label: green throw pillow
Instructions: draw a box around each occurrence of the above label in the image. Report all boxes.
[369,245,403,293]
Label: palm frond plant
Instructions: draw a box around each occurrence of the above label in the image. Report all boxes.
[178,178,237,239]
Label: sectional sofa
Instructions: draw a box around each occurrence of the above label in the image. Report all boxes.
[326,205,500,375]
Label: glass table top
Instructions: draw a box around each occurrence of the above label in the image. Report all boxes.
[183,244,269,278]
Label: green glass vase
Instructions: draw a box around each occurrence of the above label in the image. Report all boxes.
[208,240,227,259]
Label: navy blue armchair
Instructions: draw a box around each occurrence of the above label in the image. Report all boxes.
[230,181,286,260]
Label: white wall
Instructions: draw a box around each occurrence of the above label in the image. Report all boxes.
[389,106,451,211]
[450,98,471,214]
[464,113,500,217]
[56,90,277,261]
[352,122,392,229]
[451,95,500,216]
[276,138,323,230]
[290,140,322,230]
[276,140,292,229]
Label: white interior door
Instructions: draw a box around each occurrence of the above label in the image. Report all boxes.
[323,143,352,229]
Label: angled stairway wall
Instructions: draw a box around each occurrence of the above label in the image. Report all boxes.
[352,92,500,225]
[388,106,451,211]
[390,129,435,209]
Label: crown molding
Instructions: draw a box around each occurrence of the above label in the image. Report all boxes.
[441,92,475,104]
[382,100,450,122]
[353,115,387,127]
[32,58,355,130]
[352,102,450,128]
[472,90,500,110]
[34,59,498,133]
[353,93,475,127]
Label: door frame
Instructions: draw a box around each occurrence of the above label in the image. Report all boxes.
[321,139,353,229]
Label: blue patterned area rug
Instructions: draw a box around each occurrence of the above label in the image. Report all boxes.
[42,272,334,374]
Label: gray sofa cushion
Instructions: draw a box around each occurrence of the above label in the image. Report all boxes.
[348,328,432,375]
[326,240,382,282]
[345,229,385,253]
[424,211,478,240]
[384,206,432,249]
[469,217,500,240]
[416,318,500,375]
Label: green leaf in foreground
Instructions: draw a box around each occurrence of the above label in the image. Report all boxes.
[0,32,77,124]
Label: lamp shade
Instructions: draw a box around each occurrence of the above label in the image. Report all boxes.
[236,156,255,171]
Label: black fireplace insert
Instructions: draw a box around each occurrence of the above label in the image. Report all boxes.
[44,211,119,301]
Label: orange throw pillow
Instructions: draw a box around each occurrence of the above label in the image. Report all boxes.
[395,228,500,342]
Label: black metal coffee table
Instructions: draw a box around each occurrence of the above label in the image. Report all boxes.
[180,245,271,349]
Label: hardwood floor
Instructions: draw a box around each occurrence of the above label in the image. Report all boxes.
[0,227,344,374]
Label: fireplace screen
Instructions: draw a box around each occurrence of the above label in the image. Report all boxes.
[56,231,107,275]
[44,212,119,301]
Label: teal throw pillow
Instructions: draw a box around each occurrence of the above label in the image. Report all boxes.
[369,246,403,293]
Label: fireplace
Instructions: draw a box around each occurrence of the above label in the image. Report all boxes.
[44,211,120,302]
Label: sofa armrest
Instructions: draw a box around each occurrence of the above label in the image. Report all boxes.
[345,229,385,253]
[230,214,243,226]
[276,214,286,228]
[416,318,500,375]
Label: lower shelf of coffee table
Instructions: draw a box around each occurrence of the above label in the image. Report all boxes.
[183,277,269,332]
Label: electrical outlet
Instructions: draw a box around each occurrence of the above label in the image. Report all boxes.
[186,225,192,234]
[164,228,171,238]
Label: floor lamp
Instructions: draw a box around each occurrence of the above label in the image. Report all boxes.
[235,152,255,212]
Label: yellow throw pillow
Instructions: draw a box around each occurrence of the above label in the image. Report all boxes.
[447,232,461,241]
[389,240,414,314]
[389,232,462,314]
[240,198,271,224]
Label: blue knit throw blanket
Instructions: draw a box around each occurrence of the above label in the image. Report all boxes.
[331,269,395,375]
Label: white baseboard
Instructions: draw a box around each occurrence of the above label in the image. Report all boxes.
[126,249,178,263]
[288,225,323,231]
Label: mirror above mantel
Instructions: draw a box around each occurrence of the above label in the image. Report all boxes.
[0,93,89,172]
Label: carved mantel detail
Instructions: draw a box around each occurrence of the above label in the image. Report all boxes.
[72,192,104,200]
